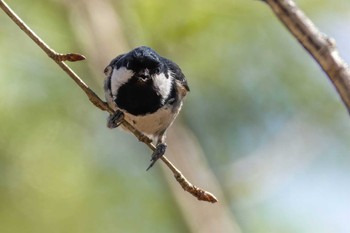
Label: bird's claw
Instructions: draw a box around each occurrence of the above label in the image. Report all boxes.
[146,143,167,171]
[107,110,124,128]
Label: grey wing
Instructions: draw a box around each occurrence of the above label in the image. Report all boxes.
[162,57,190,92]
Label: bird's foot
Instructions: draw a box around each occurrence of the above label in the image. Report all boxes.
[107,110,124,128]
[146,143,167,171]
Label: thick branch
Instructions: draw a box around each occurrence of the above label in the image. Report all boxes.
[263,0,350,113]
[0,0,217,203]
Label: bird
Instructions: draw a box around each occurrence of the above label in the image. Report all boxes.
[103,46,189,170]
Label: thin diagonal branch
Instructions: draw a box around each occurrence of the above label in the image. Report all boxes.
[0,0,217,203]
[263,0,350,113]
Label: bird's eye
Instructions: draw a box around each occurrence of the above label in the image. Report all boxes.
[154,67,160,74]
[104,66,112,76]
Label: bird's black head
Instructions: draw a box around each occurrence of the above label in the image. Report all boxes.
[109,46,167,81]
[105,46,175,116]
[128,46,160,69]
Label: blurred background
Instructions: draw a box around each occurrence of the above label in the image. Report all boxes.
[1,0,350,232]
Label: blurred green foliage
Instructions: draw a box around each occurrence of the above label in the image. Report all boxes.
[1,0,350,232]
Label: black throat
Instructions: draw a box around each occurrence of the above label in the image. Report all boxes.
[115,78,162,116]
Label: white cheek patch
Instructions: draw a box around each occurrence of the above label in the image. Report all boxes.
[152,73,172,103]
[110,67,134,97]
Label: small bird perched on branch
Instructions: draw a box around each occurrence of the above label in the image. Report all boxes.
[103,46,190,170]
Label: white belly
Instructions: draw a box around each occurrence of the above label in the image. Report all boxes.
[121,104,181,141]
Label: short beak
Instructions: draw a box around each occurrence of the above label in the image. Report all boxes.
[138,69,150,81]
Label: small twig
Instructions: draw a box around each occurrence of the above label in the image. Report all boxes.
[0,0,217,203]
[263,0,350,113]
[168,161,218,203]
